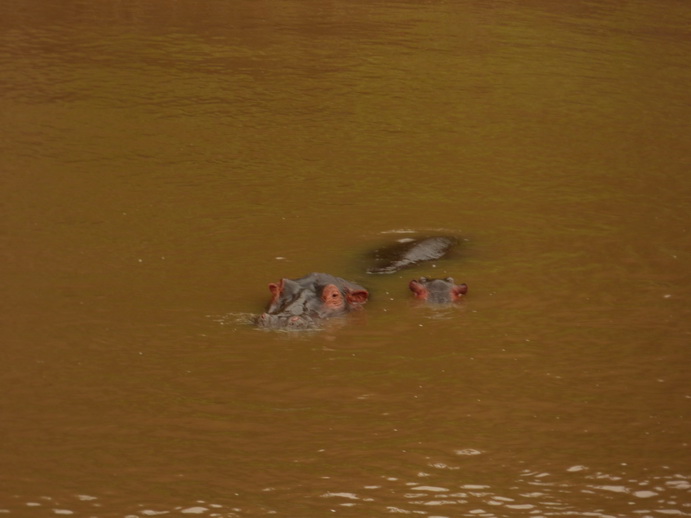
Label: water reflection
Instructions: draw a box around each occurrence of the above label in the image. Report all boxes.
[5,465,690,516]
[314,466,691,517]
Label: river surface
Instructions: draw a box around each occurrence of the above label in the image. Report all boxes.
[2,0,690,516]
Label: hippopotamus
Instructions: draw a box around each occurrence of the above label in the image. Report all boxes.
[256,273,369,330]
[367,236,458,274]
[409,277,468,303]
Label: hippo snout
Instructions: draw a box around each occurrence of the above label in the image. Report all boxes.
[256,312,315,330]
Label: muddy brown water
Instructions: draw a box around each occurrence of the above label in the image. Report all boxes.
[2,1,690,516]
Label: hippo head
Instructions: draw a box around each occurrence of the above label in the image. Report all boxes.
[408,277,468,303]
[257,273,369,330]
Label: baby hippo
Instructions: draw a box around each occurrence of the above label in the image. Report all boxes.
[409,277,468,303]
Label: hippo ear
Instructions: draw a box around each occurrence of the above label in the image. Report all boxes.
[268,279,285,301]
[453,283,468,296]
[347,289,369,304]
[408,279,428,300]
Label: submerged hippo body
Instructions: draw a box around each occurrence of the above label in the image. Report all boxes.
[367,236,458,274]
[409,277,468,303]
[257,273,369,330]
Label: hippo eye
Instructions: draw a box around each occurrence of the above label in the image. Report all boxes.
[444,277,453,282]
[419,277,428,282]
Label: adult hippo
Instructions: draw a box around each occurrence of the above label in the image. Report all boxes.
[256,273,369,330]
[367,236,458,274]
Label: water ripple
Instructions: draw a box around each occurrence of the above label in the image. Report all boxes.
[6,465,689,516]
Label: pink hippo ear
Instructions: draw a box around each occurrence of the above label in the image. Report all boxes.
[408,279,429,300]
[268,279,285,302]
[452,283,468,299]
[347,289,369,305]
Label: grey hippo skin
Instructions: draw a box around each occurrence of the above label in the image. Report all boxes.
[256,273,369,330]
